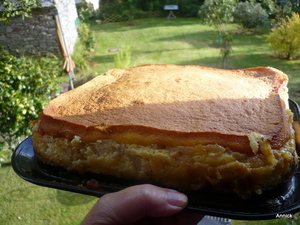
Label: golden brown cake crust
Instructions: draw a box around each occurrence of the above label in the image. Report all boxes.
[32,120,298,199]
[38,64,290,154]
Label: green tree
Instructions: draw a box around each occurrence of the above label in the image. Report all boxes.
[267,12,300,60]
[199,0,237,68]
[199,0,237,34]
[260,0,279,16]
[76,0,95,22]
[233,1,269,29]
[99,0,141,22]
[0,51,61,151]
[0,0,41,24]
[220,31,233,68]
[176,0,205,17]
[275,0,294,20]
[134,0,162,12]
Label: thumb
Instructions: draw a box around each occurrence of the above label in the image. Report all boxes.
[81,184,188,225]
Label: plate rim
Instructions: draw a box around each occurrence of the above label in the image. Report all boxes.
[11,99,300,220]
[12,135,300,221]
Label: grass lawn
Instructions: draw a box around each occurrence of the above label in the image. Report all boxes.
[1,164,297,225]
[78,17,300,103]
[1,17,300,225]
[0,165,97,225]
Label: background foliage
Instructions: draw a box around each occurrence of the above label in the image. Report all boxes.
[72,22,96,72]
[233,1,269,29]
[76,0,96,22]
[0,0,41,23]
[0,51,61,152]
[98,0,206,19]
[114,46,132,68]
[267,12,300,59]
[1,15,300,224]
[199,0,237,32]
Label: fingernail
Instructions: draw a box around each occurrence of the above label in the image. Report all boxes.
[167,190,188,208]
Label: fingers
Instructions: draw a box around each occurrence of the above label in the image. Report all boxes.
[81,184,191,225]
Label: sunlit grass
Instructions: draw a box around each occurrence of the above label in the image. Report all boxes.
[2,17,300,225]
[0,166,97,225]
[79,18,299,104]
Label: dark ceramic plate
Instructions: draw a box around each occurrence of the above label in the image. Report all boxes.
[12,99,300,220]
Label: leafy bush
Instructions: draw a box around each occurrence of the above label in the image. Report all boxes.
[114,47,131,68]
[0,51,61,151]
[274,1,293,21]
[267,12,300,60]
[72,23,95,71]
[199,0,236,68]
[98,0,205,19]
[133,0,162,12]
[76,0,95,22]
[177,0,205,17]
[260,0,278,17]
[99,0,162,14]
[98,0,142,22]
[199,0,237,31]
[0,0,41,24]
[233,1,269,29]
[77,23,95,52]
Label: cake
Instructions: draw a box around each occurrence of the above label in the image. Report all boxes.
[32,64,298,198]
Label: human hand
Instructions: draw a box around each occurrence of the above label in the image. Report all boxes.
[81,184,203,225]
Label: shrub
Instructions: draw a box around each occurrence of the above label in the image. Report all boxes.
[134,0,162,12]
[199,0,237,31]
[233,1,269,29]
[98,0,205,20]
[0,51,61,151]
[98,0,142,22]
[274,1,293,22]
[72,23,95,71]
[76,0,95,22]
[177,0,205,17]
[77,23,95,52]
[114,47,131,68]
[199,0,236,66]
[260,0,278,17]
[267,12,300,60]
[0,0,41,24]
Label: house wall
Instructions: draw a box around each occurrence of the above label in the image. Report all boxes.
[0,0,78,57]
[0,7,59,56]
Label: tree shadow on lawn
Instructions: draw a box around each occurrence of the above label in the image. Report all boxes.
[176,55,231,69]
[132,47,193,55]
[91,18,203,33]
[232,32,269,47]
[0,168,95,207]
[230,53,300,72]
[152,30,217,49]
[179,52,300,102]
[150,28,269,56]
[92,54,115,64]
[56,189,96,206]
[177,52,292,70]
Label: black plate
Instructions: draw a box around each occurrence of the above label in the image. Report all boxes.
[12,99,300,221]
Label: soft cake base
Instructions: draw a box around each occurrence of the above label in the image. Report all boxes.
[32,121,298,199]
